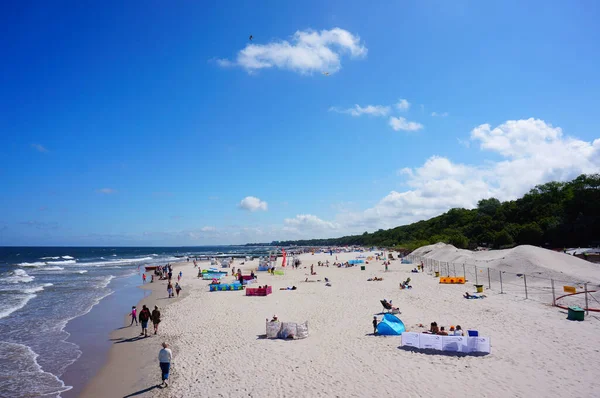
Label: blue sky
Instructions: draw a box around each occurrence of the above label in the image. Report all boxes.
[1,0,599,246]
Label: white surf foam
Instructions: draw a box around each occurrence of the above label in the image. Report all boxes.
[40,257,60,260]
[5,269,35,283]
[18,262,46,267]
[75,270,88,274]
[22,283,53,294]
[46,260,76,265]
[98,275,115,289]
[81,256,154,267]
[44,266,64,271]
[61,256,74,260]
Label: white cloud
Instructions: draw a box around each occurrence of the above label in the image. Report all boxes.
[97,188,116,194]
[218,28,367,75]
[431,112,449,117]
[239,196,268,212]
[329,104,390,117]
[201,226,216,232]
[284,214,340,232]
[31,144,48,153]
[389,116,424,132]
[457,138,470,148]
[215,58,234,67]
[396,99,410,111]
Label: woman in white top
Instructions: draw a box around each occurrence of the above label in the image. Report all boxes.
[158,342,173,386]
[454,325,464,336]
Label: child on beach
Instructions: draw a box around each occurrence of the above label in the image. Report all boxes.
[373,316,378,334]
[142,273,146,283]
[130,306,138,326]
[167,282,173,298]
[175,282,182,297]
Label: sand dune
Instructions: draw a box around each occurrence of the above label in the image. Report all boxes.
[412,243,600,284]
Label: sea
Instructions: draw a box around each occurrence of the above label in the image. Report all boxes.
[0,246,272,397]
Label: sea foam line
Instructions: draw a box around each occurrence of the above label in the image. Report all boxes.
[0,293,37,319]
[0,341,72,396]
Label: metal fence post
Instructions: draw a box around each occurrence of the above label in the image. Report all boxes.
[453,264,456,276]
[487,268,491,289]
[499,271,503,294]
[475,266,479,285]
[463,264,466,278]
[585,283,589,315]
[524,274,528,299]
[551,279,556,306]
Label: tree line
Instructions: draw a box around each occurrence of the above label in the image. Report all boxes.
[250,174,600,251]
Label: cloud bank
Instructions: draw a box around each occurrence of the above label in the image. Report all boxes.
[280,118,600,237]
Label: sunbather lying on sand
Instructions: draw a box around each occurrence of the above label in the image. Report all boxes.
[279,286,297,290]
[367,277,383,281]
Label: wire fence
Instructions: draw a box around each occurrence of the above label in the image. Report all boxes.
[406,254,599,314]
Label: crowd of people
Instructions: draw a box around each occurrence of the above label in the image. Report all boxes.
[152,263,174,281]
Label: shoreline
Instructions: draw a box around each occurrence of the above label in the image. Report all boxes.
[66,261,190,398]
[59,272,149,398]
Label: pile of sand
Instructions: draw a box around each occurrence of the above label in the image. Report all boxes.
[412,243,600,284]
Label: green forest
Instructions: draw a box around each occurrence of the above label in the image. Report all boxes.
[261,174,600,251]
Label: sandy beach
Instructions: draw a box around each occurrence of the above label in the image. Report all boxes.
[77,248,600,398]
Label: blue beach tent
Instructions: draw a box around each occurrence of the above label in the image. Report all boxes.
[377,314,406,336]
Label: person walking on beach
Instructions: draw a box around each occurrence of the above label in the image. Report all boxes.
[158,342,172,387]
[167,281,173,298]
[175,282,182,297]
[139,305,151,337]
[152,305,161,335]
[130,306,138,326]
[142,273,147,284]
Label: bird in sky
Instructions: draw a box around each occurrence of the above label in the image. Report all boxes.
[322,72,330,76]
[249,35,253,41]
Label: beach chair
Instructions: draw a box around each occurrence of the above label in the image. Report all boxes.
[380,300,392,312]
[380,300,399,314]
